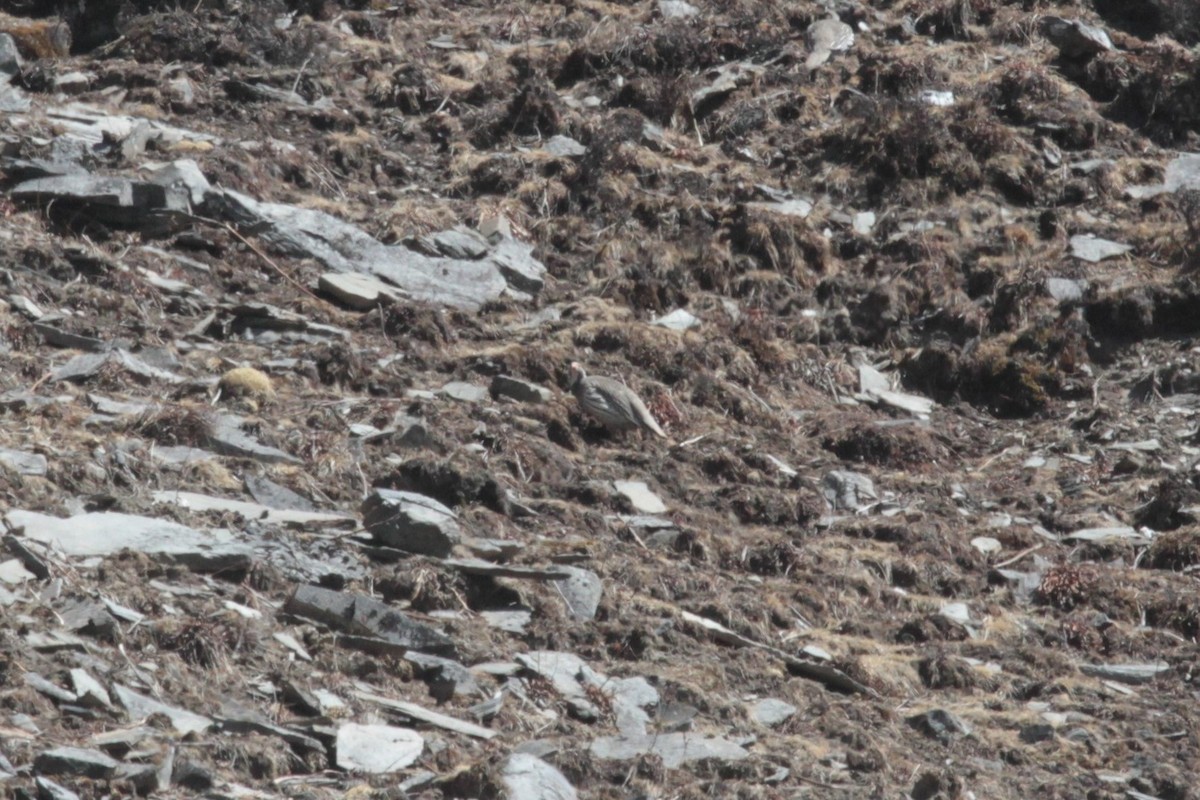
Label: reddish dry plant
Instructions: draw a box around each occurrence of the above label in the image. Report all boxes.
[1036,564,1099,611]
[647,389,682,432]
[582,682,615,720]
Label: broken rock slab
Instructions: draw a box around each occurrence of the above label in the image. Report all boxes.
[613,480,668,514]
[822,470,878,512]
[748,698,796,727]
[590,733,749,769]
[210,189,544,310]
[0,447,46,476]
[501,753,578,800]
[112,685,213,736]
[335,723,423,773]
[207,412,300,465]
[284,584,454,655]
[516,651,657,735]
[152,490,354,528]
[6,509,252,571]
[318,272,406,309]
[362,489,462,557]
[490,374,552,404]
[1070,234,1132,263]
[33,747,119,780]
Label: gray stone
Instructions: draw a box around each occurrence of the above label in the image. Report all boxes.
[150,445,215,466]
[746,198,812,219]
[440,381,488,402]
[34,746,119,779]
[543,135,587,158]
[1066,526,1151,545]
[501,753,578,800]
[11,174,189,225]
[1020,723,1056,744]
[35,778,81,800]
[822,470,877,511]
[25,673,76,704]
[1070,234,1132,263]
[217,703,323,751]
[970,536,1002,555]
[68,669,112,709]
[516,651,658,731]
[554,566,603,621]
[6,509,251,570]
[208,412,302,464]
[852,211,876,234]
[351,689,496,739]
[590,733,749,768]
[151,490,354,527]
[0,34,22,76]
[362,489,462,557]
[211,189,544,310]
[443,558,571,580]
[1042,16,1112,58]
[490,375,552,404]
[404,652,480,699]
[906,709,972,744]
[113,684,213,735]
[1079,661,1169,685]
[651,309,699,330]
[145,158,210,207]
[87,394,153,417]
[613,480,668,514]
[1045,277,1086,303]
[749,698,796,727]
[0,558,32,584]
[245,475,317,512]
[90,727,154,758]
[284,584,455,655]
[431,227,490,259]
[335,723,423,772]
[658,0,699,18]
[656,702,699,732]
[318,272,405,309]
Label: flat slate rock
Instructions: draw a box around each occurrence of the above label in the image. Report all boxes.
[490,374,552,404]
[33,746,119,779]
[443,558,572,580]
[152,490,354,527]
[334,723,423,773]
[112,684,213,735]
[501,753,578,800]
[208,413,301,465]
[1069,234,1132,263]
[6,509,252,570]
[589,733,749,768]
[1079,662,1169,685]
[749,698,797,727]
[212,189,544,310]
[245,474,318,512]
[318,272,405,309]
[362,489,462,557]
[284,584,454,655]
[613,481,668,514]
[0,447,47,476]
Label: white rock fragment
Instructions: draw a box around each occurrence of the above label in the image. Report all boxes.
[613,480,668,514]
[334,723,423,773]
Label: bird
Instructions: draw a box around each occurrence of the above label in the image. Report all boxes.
[567,362,667,439]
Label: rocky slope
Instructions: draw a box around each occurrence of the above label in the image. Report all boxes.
[0,0,1199,798]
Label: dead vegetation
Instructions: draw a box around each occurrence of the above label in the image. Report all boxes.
[0,0,1198,797]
